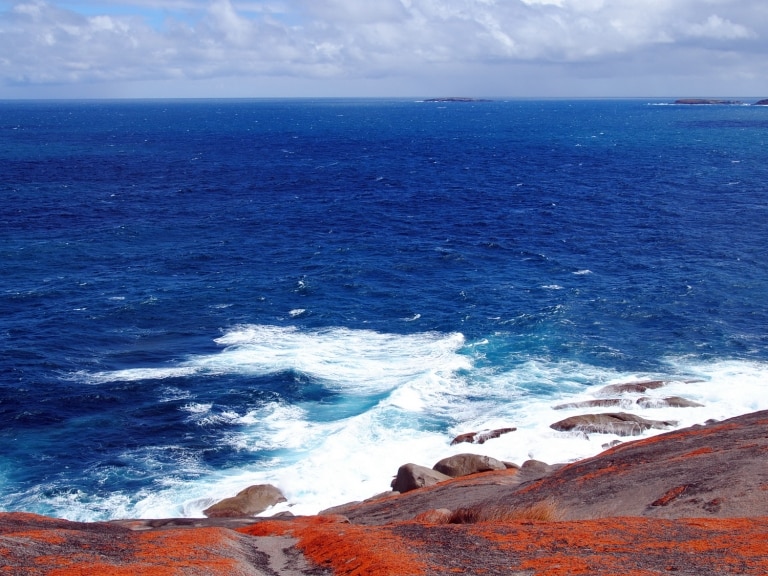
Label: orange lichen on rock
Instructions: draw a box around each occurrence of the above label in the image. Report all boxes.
[237,514,768,576]
[4,512,768,575]
[650,484,689,506]
[567,460,632,485]
[131,528,247,574]
[298,523,427,576]
[0,513,270,576]
[239,514,350,537]
[463,517,768,575]
[240,516,428,576]
[676,446,715,459]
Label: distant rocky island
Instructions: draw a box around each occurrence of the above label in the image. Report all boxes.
[423,97,492,102]
[674,98,768,105]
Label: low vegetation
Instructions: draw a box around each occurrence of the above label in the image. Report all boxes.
[447,500,560,524]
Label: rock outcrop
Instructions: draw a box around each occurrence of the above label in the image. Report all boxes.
[555,396,702,410]
[595,380,669,395]
[203,484,287,518]
[550,412,677,436]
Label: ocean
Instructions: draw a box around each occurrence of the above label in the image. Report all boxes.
[1,98,767,522]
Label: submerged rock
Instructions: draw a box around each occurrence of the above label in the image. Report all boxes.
[450,427,516,445]
[553,398,628,410]
[636,396,704,408]
[595,381,668,396]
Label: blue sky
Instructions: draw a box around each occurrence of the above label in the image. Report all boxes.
[1,0,766,99]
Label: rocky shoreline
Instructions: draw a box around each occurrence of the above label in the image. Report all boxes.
[3,404,768,574]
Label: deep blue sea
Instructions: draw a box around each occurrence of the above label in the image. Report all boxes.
[1,98,767,521]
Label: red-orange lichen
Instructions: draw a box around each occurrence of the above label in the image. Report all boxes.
[4,511,768,575]
[677,446,715,458]
[467,517,768,575]
[650,484,689,507]
[298,523,427,576]
[240,516,427,576]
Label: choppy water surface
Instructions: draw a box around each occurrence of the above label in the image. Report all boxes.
[1,98,767,520]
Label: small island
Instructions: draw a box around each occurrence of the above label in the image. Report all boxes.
[674,98,744,105]
[423,97,492,102]
[673,98,768,106]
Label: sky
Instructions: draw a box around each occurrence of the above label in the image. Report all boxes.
[0,0,766,99]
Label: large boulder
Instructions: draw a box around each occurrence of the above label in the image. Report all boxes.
[550,412,677,436]
[203,484,286,518]
[433,453,507,478]
[392,463,452,493]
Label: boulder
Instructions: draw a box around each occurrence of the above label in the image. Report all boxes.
[755,99,768,106]
[550,412,677,436]
[203,484,286,518]
[433,453,507,478]
[516,459,559,482]
[392,463,452,493]
[450,427,516,445]
[636,396,704,408]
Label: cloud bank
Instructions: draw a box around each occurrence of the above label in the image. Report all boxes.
[1,0,766,97]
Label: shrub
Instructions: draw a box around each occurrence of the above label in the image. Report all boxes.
[447,501,560,524]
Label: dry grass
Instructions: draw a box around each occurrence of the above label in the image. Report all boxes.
[447,500,560,524]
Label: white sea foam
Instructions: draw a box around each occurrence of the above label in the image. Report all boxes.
[75,325,468,394]
[79,366,200,384]
[53,328,768,522]
[182,355,768,519]
[92,355,767,522]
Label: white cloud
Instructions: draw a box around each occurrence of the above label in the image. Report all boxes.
[0,0,766,97]
[684,14,755,40]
